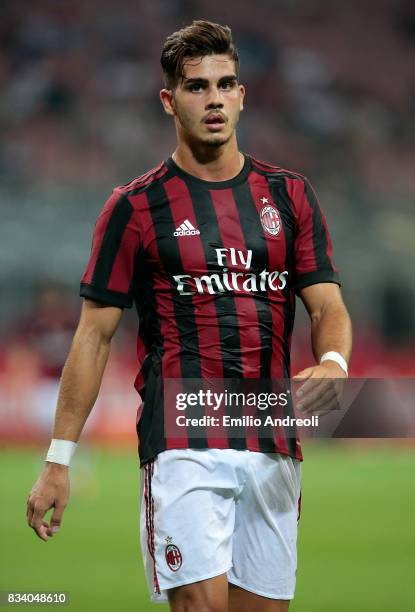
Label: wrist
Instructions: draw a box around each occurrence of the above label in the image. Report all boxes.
[44,461,69,470]
[45,438,77,467]
[320,351,348,376]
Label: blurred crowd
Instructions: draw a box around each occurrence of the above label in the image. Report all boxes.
[1,0,415,192]
[0,0,414,434]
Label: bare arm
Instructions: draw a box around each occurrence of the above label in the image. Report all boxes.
[27,299,123,541]
[52,299,123,441]
[301,282,352,365]
[293,283,353,414]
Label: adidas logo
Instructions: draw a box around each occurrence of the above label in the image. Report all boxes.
[173,219,200,237]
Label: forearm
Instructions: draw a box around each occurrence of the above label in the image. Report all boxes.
[52,324,111,442]
[310,301,352,364]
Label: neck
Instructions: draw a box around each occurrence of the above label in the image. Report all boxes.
[172,135,244,182]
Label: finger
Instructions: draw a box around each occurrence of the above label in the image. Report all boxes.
[293,368,317,398]
[298,382,336,413]
[333,380,346,404]
[34,520,51,542]
[30,502,48,530]
[300,382,336,413]
[26,500,34,526]
[296,377,327,410]
[308,393,341,417]
[46,503,66,536]
[303,385,340,415]
[296,374,326,399]
[293,367,315,381]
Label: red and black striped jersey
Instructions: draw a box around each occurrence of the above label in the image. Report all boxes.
[80,154,340,465]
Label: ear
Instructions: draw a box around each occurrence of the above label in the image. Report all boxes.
[239,84,245,112]
[160,89,176,116]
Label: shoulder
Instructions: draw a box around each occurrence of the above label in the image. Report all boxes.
[95,161,169,220]
[249,154,308,184]
[114,160,170,197]
[249,155,321,221]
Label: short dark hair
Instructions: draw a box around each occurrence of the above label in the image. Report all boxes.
[161,20,239,89]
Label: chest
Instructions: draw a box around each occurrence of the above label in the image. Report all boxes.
[142,183,293,277]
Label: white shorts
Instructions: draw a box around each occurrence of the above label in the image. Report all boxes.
[139,448,301,603]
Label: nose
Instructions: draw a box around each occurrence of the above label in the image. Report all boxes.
[205,86,224,110]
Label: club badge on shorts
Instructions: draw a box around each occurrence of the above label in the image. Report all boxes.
[260,197,281,236]
[165,536,182,571]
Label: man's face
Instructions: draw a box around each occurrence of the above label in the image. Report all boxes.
[161,54,245,147]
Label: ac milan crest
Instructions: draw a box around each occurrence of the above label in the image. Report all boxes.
[260,204,281,236]
[165,536,182,571]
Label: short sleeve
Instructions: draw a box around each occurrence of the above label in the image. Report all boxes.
[80,190,142,308]
[291,177,340,293]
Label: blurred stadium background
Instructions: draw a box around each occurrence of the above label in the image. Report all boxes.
[0,0,414,610]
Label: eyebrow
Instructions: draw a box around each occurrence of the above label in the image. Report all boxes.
[182,75,238,85]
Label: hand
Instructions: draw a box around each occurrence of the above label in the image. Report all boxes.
[293,360,347,417]
[26,462,70,541]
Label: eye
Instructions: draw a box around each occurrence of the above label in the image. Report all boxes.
[189,83,203,92]
[220,80,235,90]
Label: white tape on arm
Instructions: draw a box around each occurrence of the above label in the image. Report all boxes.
[45,438,77,466]
[320,351,348,376]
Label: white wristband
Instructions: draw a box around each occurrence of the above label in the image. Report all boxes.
[320,351,348,376]
[45,438,77,466]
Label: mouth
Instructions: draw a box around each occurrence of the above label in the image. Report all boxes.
[204,113,226,131]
